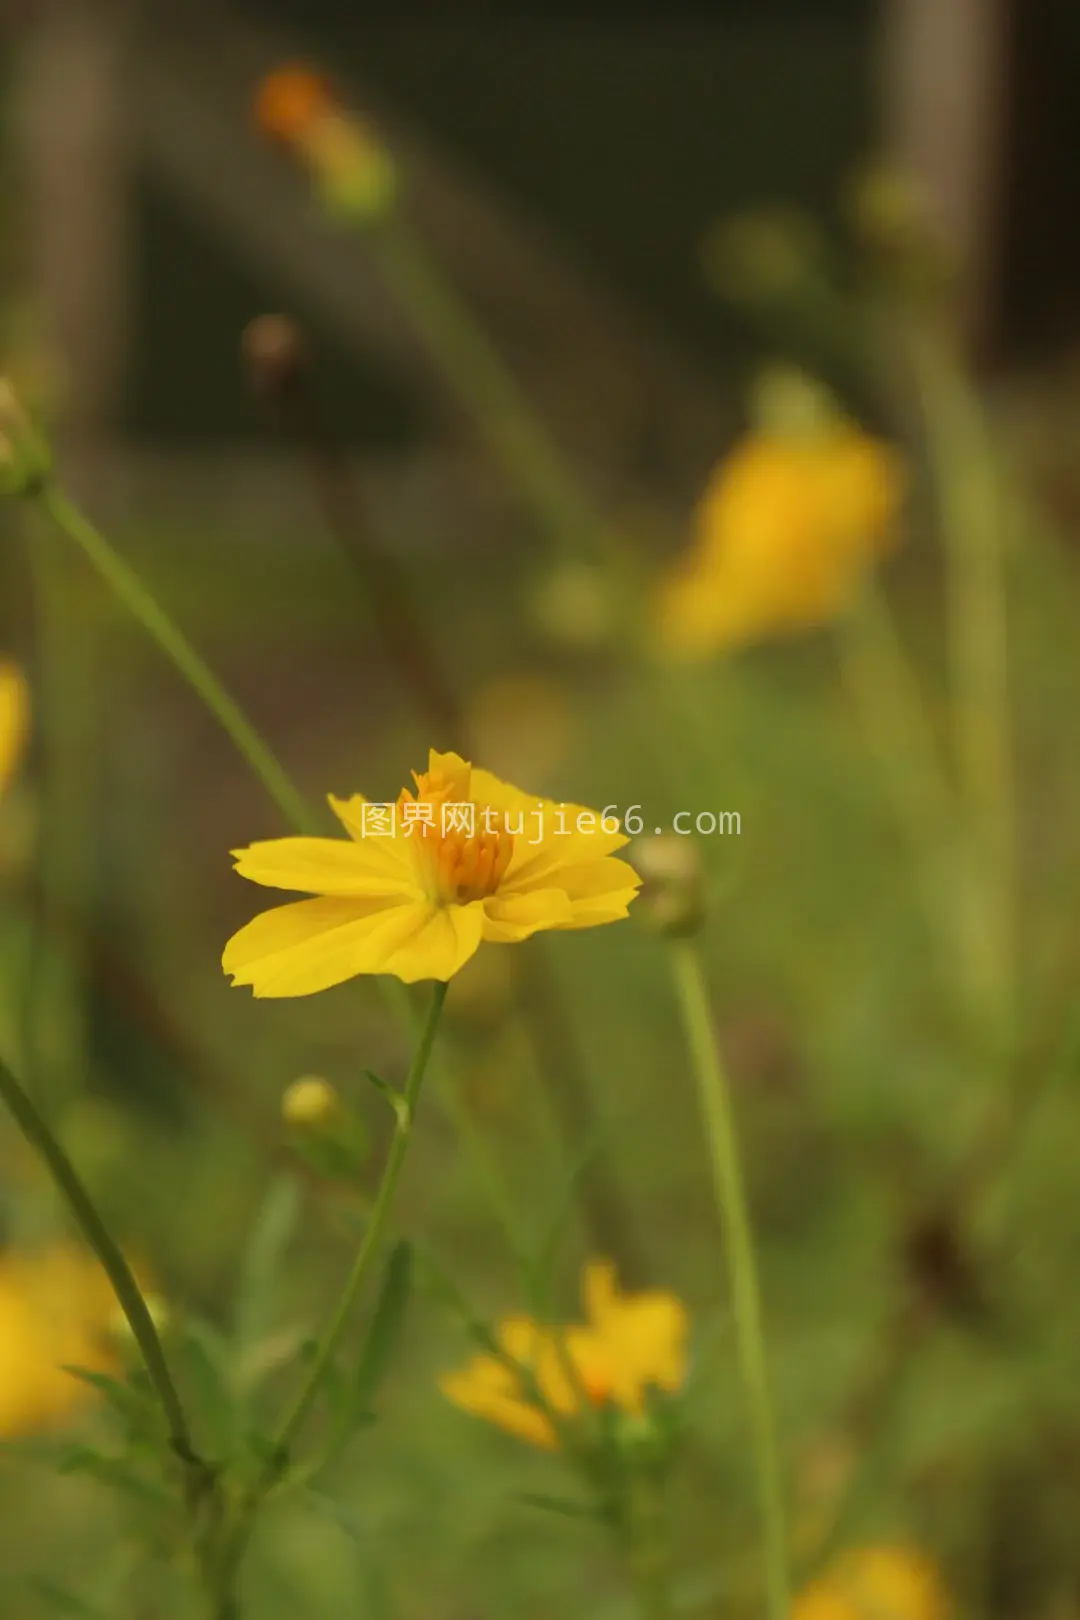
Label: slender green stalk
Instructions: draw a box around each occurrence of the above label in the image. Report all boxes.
[620,1472,673,1620]
[213,981,448,1603]
[369,218,622,569]
[271,979,446,1467]
[0,1053,195,1463]
[23,523,99,1109]
[35,485,317,836]
[670,941,789,1620]
[909,329,1015,1048]
[33,479,417,1044]
[838,583,966,994]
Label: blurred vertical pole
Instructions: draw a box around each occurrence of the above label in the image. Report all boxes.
[8,0,132,1110]
[881,0,1009,354]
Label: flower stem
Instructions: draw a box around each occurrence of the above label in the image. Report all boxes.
[909,329,1015,1053]
[214,981,449,1602]
[838,583,968,1003]
[670,941,790,1620]
[368,217,621,568]
[34,484,318,836]
[0,1053,196,1465]
[621,1472,674,1620]
[33,481,419,1049]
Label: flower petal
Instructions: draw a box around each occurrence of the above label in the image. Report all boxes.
[440,1362,557,1449]
[222,895,431,997]
[232,836,418,897]
[0,662,29,799]
[480,887,573,942]
[328,795,418,872]
[379,901,484,983]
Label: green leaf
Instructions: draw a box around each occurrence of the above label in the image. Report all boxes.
[363,1069,408,1125]
[178,1321,238,1461]
[233,1175,301,1358]
[55,1445,172,1510]
[60,1365,164,1447]
[355,1241,413,1415]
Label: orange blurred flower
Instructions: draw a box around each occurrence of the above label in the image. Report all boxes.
[254,65,335,147]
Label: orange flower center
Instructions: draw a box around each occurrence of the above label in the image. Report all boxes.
[581,1368,611,1406]
[399,769,514,905]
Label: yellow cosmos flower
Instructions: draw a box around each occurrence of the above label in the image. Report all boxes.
[440,1261,688,1449]
[794,1546,948,1620]
[0,1244,118,1437]
[223,750,640,995]
[654,425,904,658]
[0,660,29,798]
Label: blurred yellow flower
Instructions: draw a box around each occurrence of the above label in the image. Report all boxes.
[0,1244,118,1437]
[0,661,29,798]
[794,1546,948,1620]
[440,1260,688,1449]
[223,749,639,995]
[654,423,904,658]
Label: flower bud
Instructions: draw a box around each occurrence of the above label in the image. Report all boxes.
[630,834,705,938]
[283,1076,368,1181]
[749,364,843,441]
[241,314,309,405]
[703,209,825,310]
[0,380,51,498]
[282,1075,342,1130]
[254,66,397,224]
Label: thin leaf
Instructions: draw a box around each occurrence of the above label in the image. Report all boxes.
[179,1321,237,1461]
[363,1069,408,1125]
[61,1365,164,1446]
[355,1241,413,1414]
[233,1175,301,1357]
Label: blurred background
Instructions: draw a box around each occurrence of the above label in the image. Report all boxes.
[2,1,1080,1617]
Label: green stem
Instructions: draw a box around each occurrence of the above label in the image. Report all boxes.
[621,1472,673,1620]
[215,981,449,1597]
[369,218,621,568]
[670,941,790,1620]
[33,479,416,1043]
[838,583,967,999]
[23,523,99,1109]
[0,1053,195,1463]
[909,330,1015,1049]
[35,485,318,836]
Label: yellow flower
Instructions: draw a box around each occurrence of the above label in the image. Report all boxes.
[0,1244,118,1437]
[0,660,29,798]
[440,1261,688,1449]
[223,750,640,995]
[654,425,904,658]
[794,1546,948,1620]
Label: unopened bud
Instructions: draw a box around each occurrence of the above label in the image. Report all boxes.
[0,380,51,498]
[282,1075,342,1130]
[630,834,705,937]
[749,364,842,441]
[703,209,824,309]
[254,66,397,224]
[241,314,309,404]
[844,162,955,304]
